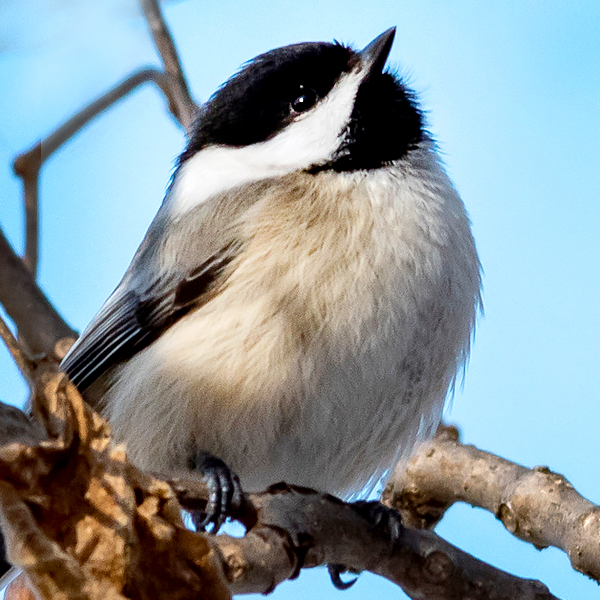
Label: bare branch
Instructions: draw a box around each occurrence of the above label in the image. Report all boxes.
[22,177,39,276]
[5,67,195,364]
[384,426,600,583]
[14,68,179,172]
[176,481,560,600]
[0,315,34,383]
[11,68,184,279]
[0,386,560,600]
[2,69,196,378]
[0,227,76,362]
[140,0,198,131]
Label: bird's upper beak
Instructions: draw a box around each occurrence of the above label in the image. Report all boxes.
[359,27,396,79]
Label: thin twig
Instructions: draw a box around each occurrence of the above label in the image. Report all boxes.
[140,0,198,132]
[22,177,39,277]
[8,139,41,276]
[11,68,182,278]
[0,315,33,383]
[13,68,178,174]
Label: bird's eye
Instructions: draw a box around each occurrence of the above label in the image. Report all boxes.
[291,86,317,113]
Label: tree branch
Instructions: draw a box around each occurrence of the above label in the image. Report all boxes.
[0,315,34,383]
[21,176,38,276]
[11,67,185,278]
[0,381,561,600]
[140,0,198,132]
[14,68,178,171]
[0,227,76,362]
[178,481,560,600]
[384,426,600,583]
[6,6,198,350]
[6,67,188,365]
[11,68,178,277]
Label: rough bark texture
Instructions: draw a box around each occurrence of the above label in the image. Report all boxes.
[384,426,600,583]
[0,376,561,600]
[0,228,76,361]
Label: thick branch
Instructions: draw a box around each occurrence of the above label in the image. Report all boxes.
[0,227,76,361]
[140,0,197,131]
[0,387,560,600]
[384,426,600,583]
[175,481,560,600]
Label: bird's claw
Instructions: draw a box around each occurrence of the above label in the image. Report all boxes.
[326,501,403,591]
[351,500,404,544]
[327,564,358,590]
[191,452,244,533]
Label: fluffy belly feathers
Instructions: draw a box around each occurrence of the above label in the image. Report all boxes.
[103,166,480,495]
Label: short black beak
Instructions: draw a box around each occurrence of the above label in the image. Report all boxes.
[359,27,396,79]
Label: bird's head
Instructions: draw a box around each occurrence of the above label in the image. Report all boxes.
[180,28,424,174]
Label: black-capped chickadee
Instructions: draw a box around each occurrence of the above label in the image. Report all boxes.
[62,28,481,527]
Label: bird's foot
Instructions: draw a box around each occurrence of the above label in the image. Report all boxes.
[327,500,403,590]
[351,500,404,543]
[190,451,245,533]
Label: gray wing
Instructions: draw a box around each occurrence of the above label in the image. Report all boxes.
[59,177,264,392]
[61,239,241,391]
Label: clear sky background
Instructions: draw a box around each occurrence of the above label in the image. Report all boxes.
[0,1,599,598]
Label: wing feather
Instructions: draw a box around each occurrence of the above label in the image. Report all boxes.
[61,242,240,391]
[61,170,277,392]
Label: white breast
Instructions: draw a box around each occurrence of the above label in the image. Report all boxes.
[104,142,481,496]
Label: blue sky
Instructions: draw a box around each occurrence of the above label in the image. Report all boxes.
[1,1,599,598]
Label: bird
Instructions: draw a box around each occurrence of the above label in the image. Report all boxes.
[61,27,481,534]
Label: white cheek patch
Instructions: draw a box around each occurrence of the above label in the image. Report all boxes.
[259,68,363,171]
[168,68,364,216]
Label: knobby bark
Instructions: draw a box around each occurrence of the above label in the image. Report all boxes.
[0,374,560,600]
[384,426,600,583]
